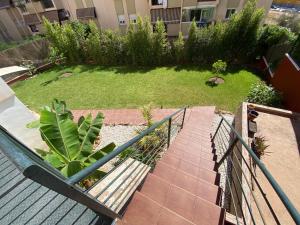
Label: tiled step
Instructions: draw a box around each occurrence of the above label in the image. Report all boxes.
[161,151,216,171]
[153,161,220,185]
[142,173,222,205]
[167,146,216,161]
[118,192,197,225]
[119,191,225,225]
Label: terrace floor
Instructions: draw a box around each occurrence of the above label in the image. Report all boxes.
[252,110,300,224]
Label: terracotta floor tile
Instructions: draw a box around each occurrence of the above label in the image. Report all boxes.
[121,193,161,225]
[140,174,170,205]
[164,186,196,221]
[157,208,195,225]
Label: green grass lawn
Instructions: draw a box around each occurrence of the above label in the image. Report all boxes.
[12,65,260,112]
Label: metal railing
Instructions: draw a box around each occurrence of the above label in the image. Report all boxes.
[0,107,187,221]
[67,107,187,214]
[212,115,300,225]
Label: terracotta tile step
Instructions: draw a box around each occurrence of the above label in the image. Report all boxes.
[141,173,222,205]
[119,191,225,225]
[161,152,216,171]
[118,192,197,225]
[153,161,220,185]
[167,147,216,161]
[168,143,215,155]
[139,175,225,225]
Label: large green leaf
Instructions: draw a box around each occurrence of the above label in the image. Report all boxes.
[52,99,73,119]
[44,153,65,169]
[87,142,116,163]
[61,160,83,177]
[40,109,80,161]
[78,113,104,154]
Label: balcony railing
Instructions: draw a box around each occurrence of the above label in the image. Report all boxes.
[212,115,300,225]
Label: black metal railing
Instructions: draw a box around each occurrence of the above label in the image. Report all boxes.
[212,115,300,225]
[67,107,187,214]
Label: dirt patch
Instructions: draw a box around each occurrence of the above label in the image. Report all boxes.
[60,72,73,78]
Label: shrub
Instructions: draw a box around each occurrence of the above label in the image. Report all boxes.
[152,20,169,65]
[173,32,185,63]
[223,0,264,63]
[257,24,296,56]
[43,18,85,63]
[247,81,282,107]
[126,16,153,65]
[185,20,197,63]
[290,35,300,65]
[212,60,227,76]
[85,21,101,63]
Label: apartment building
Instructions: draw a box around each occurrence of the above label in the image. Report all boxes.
[0,0,272,42]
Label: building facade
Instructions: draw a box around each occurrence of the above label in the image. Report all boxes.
[0,0,272,42]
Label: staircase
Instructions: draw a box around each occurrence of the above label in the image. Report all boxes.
[117,107,226,225]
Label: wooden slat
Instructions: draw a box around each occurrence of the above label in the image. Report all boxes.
[89,158,151,213]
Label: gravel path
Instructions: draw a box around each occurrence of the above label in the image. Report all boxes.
[212,113,234,209]
[98,125,144,149]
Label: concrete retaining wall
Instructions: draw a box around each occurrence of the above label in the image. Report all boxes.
[0,39,49,68]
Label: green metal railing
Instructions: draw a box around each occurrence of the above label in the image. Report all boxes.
[212,115,300,225]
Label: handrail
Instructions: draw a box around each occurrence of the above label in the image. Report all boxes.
[67,107,187,185]
[214,115,300,225]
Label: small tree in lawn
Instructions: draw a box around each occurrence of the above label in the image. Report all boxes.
[212,60,227,76]
[208,60,227,86]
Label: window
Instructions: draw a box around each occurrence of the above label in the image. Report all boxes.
[41,0,54,9]
[152,0,163,6]
[129,14,137,24]
[29,24,39,32]
[118,15,126,25]
[182,7,214,23]
[225,8,236,19]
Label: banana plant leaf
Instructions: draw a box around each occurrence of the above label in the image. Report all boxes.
[86,142,116,164]
[61,160,83,177]
[40,109,80,162]
[78,113,104,154]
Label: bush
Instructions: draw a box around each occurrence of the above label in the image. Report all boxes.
[247,81,282,107]
[222,0,264,63]
[257,24,296,56]
[212,60,227,76]
[42,2,270,67]
[290,35,300,65]
[152,20,170,65]
[126,17,153,65]
[173,32,185,63]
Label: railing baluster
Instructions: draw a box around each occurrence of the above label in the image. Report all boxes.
[167,118,172,147]
[213,115,300,225]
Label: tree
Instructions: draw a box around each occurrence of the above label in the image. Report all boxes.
[126,16,153,65]
[223,0,264,63]
[185,20,198,63]
[152,19,169,65]
[173,32,185,63]
[212,60,227,76]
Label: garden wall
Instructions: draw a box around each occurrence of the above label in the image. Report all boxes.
[267,54,300,113]
[0,39,49,68]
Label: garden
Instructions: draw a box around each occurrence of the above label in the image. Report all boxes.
[12,0,291,112]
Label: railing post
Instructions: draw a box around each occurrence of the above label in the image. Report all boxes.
[181,108,187,129]
[216,137,238,170]
[212,117,223,142]
[167,118,172,147]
